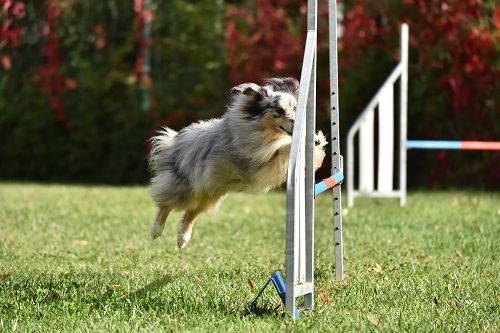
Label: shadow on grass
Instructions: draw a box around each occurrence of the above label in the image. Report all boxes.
[241,304,285,319]
[2,271,282,319]
[128,273,175,301]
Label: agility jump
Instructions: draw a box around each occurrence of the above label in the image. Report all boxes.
[346,24,499,207]
[244,0,344,319]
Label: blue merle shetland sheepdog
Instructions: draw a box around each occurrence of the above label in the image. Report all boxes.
[148,77,327,248]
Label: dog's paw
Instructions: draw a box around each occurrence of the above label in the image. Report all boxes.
[314,147,326,171]
[150,222,164,240]
[315,130,327,148]
[177,228,193,249]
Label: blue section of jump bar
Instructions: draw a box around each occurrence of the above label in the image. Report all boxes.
[314,183,328,196]
[271,271,300,319]
[314,172,344,196]
[406,140,461,150]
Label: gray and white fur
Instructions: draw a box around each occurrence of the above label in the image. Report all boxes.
[148,77,327,248]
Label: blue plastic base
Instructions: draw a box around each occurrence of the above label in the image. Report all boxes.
[270,271,300,319]
[243,271,300,319]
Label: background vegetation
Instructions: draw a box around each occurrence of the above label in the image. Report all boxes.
[1,0,498,187]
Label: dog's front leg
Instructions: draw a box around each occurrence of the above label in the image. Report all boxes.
[313,130,327,171]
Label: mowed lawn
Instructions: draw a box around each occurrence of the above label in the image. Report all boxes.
[0,183,498,332]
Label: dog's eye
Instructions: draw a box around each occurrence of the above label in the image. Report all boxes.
[276,107,285,115]
[293,107,297,112]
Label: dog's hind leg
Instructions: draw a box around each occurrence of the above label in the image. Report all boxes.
[177,209,201,249]
[151,207,171,240]
[177,197,224,249]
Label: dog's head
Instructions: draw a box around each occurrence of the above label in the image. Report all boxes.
[229,77,299,138]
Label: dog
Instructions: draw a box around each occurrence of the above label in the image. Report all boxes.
[148,77,327,249]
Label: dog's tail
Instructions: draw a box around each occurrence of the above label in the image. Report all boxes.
[148,127,178,173]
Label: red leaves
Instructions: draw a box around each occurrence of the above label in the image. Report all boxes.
[1,54,11,70]
[92,25,107,49]
[1,0,24,71]
[33,0,76,129]
[134,0,153,90]
[341,2,387,66]
[494,6,500,31]
[225,0,305,85]
[340,1,498,186]
[437,24,496,122]
[2,0,24,19]
[343,0,498,128]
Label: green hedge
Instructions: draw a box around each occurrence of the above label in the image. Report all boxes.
[0,0,226,183]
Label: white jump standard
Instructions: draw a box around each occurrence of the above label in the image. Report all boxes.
[243,168,344,319]
[346,24,499,207]
[244,0,344,319]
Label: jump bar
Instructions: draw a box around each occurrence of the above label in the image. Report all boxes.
[406,140,500,151]
[315,172,344,196]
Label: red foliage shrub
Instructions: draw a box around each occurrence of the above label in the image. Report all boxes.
[33,0,77,129]
[134,0,153,87]
[225,0,306,85]
[226,0,498,187]
[341,0,499,187]
[0,0,25,70]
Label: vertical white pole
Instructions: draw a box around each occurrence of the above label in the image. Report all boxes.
[303,0,317,310]
[399,24,409,206]
[377,84,394,193]
[347,131,354,207]
[285,2,316,318]
[329,0,343,281]
[297,146,305,284]
[359,109,375,192]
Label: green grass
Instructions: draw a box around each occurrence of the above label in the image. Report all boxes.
[0,184,499,332]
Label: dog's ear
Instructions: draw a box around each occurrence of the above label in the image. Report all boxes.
[264,77,300,98]
[229,83,265,100]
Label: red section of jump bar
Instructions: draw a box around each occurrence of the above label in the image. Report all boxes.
[460,141,500,150]
[322,177,337,188]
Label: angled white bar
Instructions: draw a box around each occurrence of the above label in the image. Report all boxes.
[303,0,317,310]
[285,28,316,319]
[347,63,402,135]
